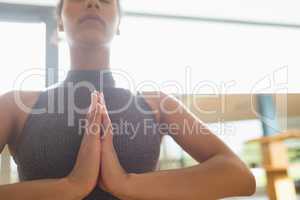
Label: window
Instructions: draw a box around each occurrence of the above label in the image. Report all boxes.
[0,22,46,94]
[59,16,300,94]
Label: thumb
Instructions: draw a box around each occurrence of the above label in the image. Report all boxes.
[98,92,113,146]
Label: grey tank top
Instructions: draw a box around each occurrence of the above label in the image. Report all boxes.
[12,69,162,200]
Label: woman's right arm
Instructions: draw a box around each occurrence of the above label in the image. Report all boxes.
[0,90,103,200]
[0,177,82,200]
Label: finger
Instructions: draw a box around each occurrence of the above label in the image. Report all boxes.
[74,93,101,174]
[86,91,98,122]
[94,103,103,124]
[100,106,127,178]
[99,93,109,125]
[97,93,113,147]
[98,91,106,105]
[97,92,110,139]
[95,92,104,125]
[85,92,101,139]
[80,105,100,151]
[100,104,113,142]
[88,104,101,136]
[89,91,98,113]
[95,90,102,104]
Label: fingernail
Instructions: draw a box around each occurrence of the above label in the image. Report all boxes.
[93,90,98,96]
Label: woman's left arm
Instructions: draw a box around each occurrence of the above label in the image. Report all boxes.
[99,91,256,200]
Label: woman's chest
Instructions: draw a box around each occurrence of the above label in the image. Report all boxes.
[15,110,162,180]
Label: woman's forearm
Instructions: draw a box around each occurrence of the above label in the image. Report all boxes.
[0,178,84,200]
[121,154,256,200]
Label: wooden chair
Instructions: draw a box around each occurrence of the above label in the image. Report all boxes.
[246,130,300,200]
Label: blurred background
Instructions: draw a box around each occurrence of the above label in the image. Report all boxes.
[0,0,300,199]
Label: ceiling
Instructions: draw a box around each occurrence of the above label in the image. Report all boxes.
[0,0,299,25]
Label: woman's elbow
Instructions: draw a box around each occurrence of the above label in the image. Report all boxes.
[229,157,256,196]
[243,168,256,196]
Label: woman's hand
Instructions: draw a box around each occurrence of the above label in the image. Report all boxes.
[97,93,132,198]
[66,90,103,199]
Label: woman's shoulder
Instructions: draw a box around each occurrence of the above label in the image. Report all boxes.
[137,91,185,125]
[3,90,43,114]
[1,90,43,156]
[0,90,42,123]
[136,91,165,125]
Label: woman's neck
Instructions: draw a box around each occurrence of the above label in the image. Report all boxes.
[69,44,110,70]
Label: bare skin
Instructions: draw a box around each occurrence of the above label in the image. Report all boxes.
[0,0,256,199]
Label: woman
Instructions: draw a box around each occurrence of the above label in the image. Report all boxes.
[0,0,256,199]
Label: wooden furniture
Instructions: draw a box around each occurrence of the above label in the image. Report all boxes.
[247,130,300,200]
